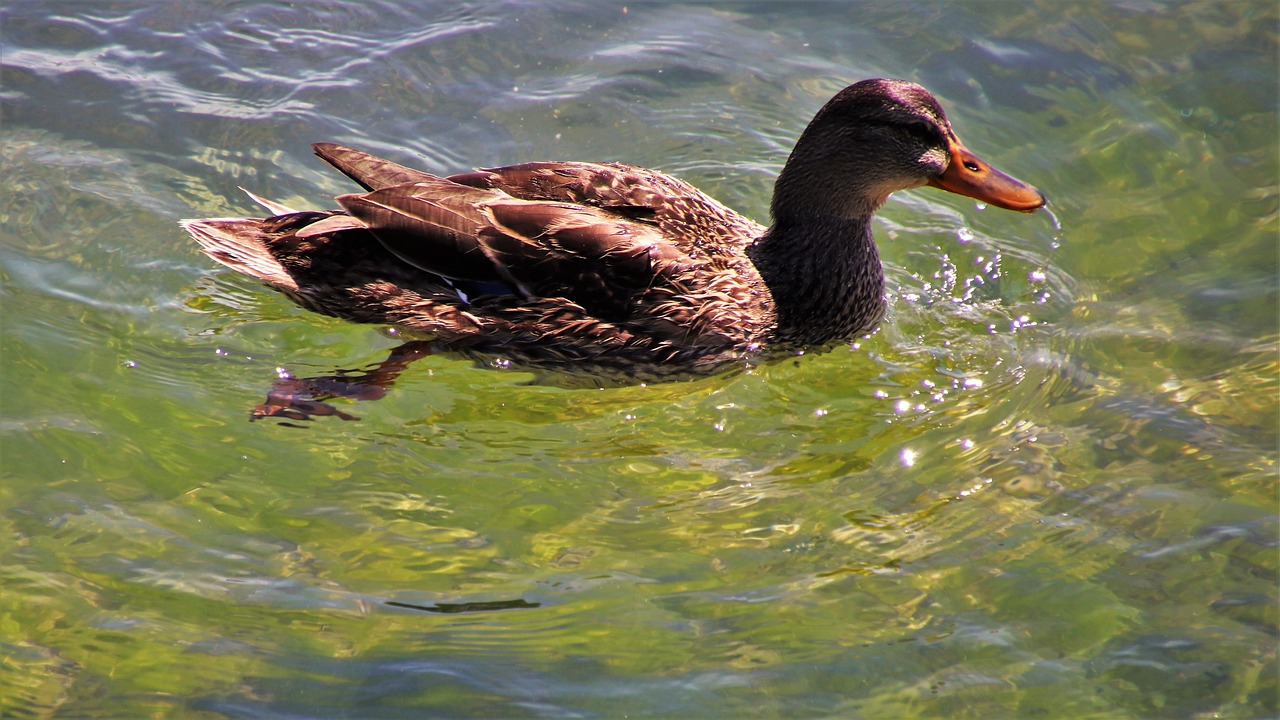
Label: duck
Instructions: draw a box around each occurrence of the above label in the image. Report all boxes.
[183,78,1045,378]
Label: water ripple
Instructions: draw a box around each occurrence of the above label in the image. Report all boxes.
[1,3,1275,718]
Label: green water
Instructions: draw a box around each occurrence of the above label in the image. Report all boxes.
[1,2,1276,718]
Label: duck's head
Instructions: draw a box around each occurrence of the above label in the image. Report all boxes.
[772,78,1045,222]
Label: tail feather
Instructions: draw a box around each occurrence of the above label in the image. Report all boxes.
[181,218,299,291]
[239,188,297,216]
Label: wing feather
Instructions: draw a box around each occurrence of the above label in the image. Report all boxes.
[335,183,500,284]
[448,162,765,257]
[314,142,440,191]
[311,144,733,322]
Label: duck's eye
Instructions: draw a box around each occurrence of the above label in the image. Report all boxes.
[902,121,941,145]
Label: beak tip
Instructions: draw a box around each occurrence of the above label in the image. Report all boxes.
[1018,190,1048,213]
[988,184,1047,213]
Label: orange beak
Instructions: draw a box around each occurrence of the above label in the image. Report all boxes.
[927,138,1046,213]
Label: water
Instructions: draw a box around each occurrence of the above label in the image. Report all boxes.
[2,1,1276,718]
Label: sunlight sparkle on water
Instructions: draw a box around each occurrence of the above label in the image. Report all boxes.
[900,448,918,467]
[1010,315,1035,331]
[957,478,993,497]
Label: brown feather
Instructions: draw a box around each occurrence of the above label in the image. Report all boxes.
[313,142,438,191]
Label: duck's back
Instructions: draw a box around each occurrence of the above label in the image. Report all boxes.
[448,160,766,260]
[185,145,778,376]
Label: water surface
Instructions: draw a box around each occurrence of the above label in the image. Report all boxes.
[1,2,1276,718]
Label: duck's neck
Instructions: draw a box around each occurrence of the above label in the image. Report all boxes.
[747,213,886,347]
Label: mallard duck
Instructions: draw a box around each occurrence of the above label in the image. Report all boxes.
[183,78,1044,377]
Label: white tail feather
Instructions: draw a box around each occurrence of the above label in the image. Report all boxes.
[239,188,298,216]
